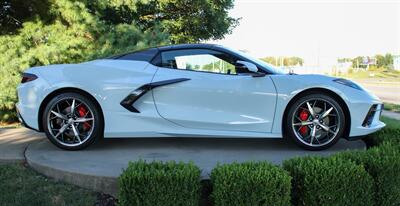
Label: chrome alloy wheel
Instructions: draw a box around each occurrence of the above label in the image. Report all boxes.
[47,97,95,147]
[291,98,340,147]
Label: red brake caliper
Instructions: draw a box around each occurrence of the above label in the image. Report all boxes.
[77,105,91,131]
[299,110,309,135]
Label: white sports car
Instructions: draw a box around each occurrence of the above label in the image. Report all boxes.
[16,44,385,150]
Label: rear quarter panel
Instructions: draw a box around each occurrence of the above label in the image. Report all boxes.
[30,60,171,136]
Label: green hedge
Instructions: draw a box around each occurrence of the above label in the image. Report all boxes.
[365,128,400,147]
[118,160,201,206]
[211,162,291,206]
[336,143,400,206]
[0,108,17,123]
[283,156,374,206]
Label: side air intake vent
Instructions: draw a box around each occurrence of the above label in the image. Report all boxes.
[362,104,378,127]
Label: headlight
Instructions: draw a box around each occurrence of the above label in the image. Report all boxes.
[333,78,363,90]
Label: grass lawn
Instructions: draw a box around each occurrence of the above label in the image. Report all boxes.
[0,163,99,206]
[334,67,400,82]
[384,102,400,113]
[381,116,400,129]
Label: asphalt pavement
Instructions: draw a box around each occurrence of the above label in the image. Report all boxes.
[355,80,400,104]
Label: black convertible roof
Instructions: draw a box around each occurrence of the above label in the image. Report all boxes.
[157,43,216,51]
[106,43,220,62]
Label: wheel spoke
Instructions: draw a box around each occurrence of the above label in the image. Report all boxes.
[71,99,76,115]
[306,102,316,118]
[319,123,330,132]
[321,107,333,119]
[71,125,82,143]
[295,116,302,122]
[315,136,321,144]
[55,124,69,138]
[51,111,68,120]
[312,100,317,107]
[74,117,94,123]
[293,121,313,126]
[83,110,90,118]
[310,126,316,145]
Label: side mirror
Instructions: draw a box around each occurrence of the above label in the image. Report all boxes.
[236,60,265,77]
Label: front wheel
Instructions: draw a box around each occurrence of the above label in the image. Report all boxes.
[285,93,346,151]
[42,92,103,150]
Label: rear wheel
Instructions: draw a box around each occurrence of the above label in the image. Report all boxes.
[42,92,103,150]
[285,93,346,150]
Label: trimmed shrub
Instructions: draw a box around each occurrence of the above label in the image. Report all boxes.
[337,143,400,206]
[283,156,374,206]
[211,161,291,206]
[118,160,201,206]
[365,128,400,147]
[364,116,400,147]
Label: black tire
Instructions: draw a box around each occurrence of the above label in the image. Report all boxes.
[284,93,346,151]
[42,92,103,150]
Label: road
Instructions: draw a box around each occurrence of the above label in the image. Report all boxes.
[354,80,400,104]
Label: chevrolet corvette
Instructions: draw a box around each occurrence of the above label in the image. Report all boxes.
[16,44,385,150]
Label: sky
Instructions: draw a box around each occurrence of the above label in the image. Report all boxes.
[208,0,400,66]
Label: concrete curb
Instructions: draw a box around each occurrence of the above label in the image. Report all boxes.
[25,140,119,196]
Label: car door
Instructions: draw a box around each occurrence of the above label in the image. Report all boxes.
[151,48,277,133]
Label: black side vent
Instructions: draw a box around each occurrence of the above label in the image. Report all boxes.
[362,104,378,127]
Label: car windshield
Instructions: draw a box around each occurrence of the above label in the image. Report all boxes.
[221,46,287,74]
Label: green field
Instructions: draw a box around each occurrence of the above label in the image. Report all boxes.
[334,67,400,83]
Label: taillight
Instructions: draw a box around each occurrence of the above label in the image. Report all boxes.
[21,73,38,83]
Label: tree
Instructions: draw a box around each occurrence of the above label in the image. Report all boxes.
[383,53,393,69]
[351,56,365,69]
[0,0,52,35]
[86,0,239,43]
[337,58,352,63]
[260,56,304,66]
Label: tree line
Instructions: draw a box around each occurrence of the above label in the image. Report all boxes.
[338,53,394,69]
[261,56,304,67]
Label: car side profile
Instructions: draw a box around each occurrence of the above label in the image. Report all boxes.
[16,44,385,150]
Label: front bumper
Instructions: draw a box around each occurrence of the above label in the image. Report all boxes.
[348,103,385,138]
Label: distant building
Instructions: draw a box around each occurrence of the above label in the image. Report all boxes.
[393,55,400,70]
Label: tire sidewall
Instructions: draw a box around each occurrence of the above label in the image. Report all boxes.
[285,93,346,151]
[42,92,103,150]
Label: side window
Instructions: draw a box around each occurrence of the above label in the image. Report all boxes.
[160,49,238,75]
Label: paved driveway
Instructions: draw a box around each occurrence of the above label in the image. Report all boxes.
[0,128,44,163]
